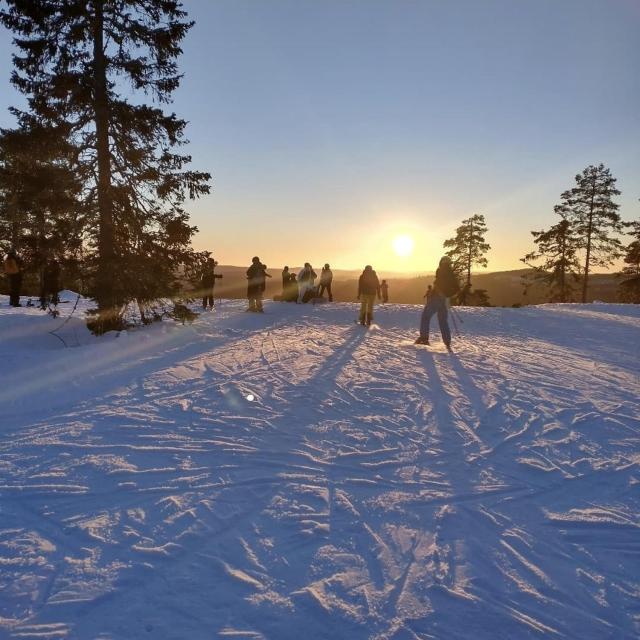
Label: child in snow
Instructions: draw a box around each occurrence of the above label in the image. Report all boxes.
[357,265,381,326]
[381,280,389,303]
[246,257,271,312]
[415,256,459,349]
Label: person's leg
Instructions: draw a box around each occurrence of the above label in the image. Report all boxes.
[297,283,306,303]
[256,295,263,312]
[318,284,325,298]
[328,283,333,302]
[359,299,367,324]
[436,298,451,346]
[366,295,374,324]
[419,300,437,341]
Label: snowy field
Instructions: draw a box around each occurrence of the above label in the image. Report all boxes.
[0,294,639,640]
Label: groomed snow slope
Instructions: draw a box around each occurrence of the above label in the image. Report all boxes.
[0,297,639,639]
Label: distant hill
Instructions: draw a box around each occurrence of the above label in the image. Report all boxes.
[202,266,623,306]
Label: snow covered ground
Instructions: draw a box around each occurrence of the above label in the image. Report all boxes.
[1,294,639,639]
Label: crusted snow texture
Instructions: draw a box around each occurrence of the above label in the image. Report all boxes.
[1,295,639,639]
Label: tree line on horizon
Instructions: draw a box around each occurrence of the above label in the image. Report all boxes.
[0,1,638,333]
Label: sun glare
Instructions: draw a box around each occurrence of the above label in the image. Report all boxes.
[392,234,414,258]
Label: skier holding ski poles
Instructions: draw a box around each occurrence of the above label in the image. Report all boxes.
[414,256,459,350]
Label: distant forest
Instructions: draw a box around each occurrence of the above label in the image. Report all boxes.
[186,266,623,308]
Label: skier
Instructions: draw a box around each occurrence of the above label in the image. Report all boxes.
[201,257,223,309]
[246,256,271,312]
[4,248,23,307]
[318,263,333,301]
[380,279,389,303]
[297,262,317,303]
[415,256,459,349]
[357,265,381,326]
[40,257,61,310]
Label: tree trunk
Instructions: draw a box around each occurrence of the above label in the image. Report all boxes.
[467,219,473,288]
[560,234,566,303]
[581,177,596,303]
[92,0,116,318]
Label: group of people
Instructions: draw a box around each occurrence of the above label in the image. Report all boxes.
[242,254,459,347]
[279,263,333,304]
[6,246,459,349]
[3,248,60,309]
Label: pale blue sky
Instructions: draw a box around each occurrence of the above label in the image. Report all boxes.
[1,0,638,271]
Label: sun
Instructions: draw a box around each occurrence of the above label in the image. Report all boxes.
[392,234,414,257]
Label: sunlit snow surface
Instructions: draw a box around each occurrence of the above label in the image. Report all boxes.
[0,294,639,639]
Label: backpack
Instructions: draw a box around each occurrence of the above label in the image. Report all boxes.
[438,267,460,298]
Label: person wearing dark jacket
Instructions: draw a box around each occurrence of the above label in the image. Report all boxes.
[282,266,290,292]
[415,256,459,349]
[285,273,298,302]
[4,248,23,307]
[201,257,223,309]
[357,265,381,326]
[246,256,271,312]
[318,264,333,301]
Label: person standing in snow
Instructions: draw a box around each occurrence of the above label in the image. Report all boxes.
[318,263,333,301]
[201,257,223,309]
[285,272,298,302]
[415,256,459,349]
[380,279,389,303]
[297,262,317,303]
[246,256,271,312]
[4,248,24,307]
[357,265,381,326]
[281,266,290,292]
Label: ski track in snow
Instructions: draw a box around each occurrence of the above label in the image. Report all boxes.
[0,296,639,639]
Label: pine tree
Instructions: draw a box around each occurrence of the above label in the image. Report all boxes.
[1,1,211,332]
[521,217,581,302]
[555,164,622,303]
[618,219,640,303]
[0,121,85,280]
[443,213,490,304]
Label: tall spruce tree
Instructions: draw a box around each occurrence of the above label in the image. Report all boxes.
[0,122,84,272]
[443,213,490,304]
[555,164,622,303]
[521,217,581,302]
[618,219,640,303]
[1,0,211,331]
